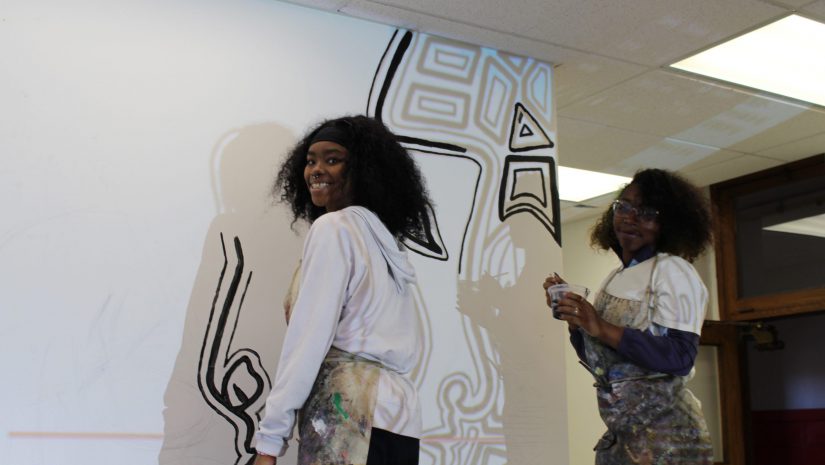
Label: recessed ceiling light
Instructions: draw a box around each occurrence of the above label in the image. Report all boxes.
[671,14,825,107]
[763,213,825,239]
[558,166,630,202]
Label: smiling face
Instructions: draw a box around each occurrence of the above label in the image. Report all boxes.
[612,183,661,264]
[304,140,353,212]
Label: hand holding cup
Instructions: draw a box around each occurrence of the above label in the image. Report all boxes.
[547,283,590,320]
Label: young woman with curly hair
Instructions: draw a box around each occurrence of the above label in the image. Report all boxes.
[544,169,714,464]
[254,115,431,465]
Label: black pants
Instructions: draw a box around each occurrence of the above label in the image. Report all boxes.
[366,428,419,465]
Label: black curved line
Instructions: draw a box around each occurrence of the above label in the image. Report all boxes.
[509,167,548,207]
[409,147,482,274]
[197,233,229,376]
[371,30,478,273]
[221,246,262,456]
[510,190,546,205]
[404,240,446,260]
[198,235,269,464]
[207,238,244,402]
[226,274,252,362]
[224,239,268,459]
[508,102,555,152]
[503,202,552,224]
[404,235,443,254]
[498,155,558,221]
[367,29,399,114]
[498,155,561,245]
[208,236,246,459]
[219,358,264,456]
[197,234,229,400]
[374,30,413,123]
[197,233,245,463]
[403,202,449,261]
[222,355,267,410]
[502,206,561,246]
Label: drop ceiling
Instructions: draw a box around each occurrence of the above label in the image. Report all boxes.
[285,0,825,221]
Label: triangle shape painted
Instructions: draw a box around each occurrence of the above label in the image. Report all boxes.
[509,102,554,152]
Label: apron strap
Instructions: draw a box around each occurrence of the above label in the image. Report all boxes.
[642,255,659,327]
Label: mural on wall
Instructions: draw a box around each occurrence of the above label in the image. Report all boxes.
[197,234,270,465]
[160,27,564,465]
[367,30,564,464]
[5,2,570,464]
[160,124,303,465]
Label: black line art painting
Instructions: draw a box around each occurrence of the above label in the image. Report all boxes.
[508,102,555,152]
[367,29,563,465]
[499,155,562,246]
[159,123,298,465]
[197,233,270,465]
[404,201,450,261]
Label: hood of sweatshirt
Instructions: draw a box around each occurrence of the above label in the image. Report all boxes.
[345,206,417,293]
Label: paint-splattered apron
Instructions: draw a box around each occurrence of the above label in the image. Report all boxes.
[285,261,382,465]
[580,258,713,465]
[297,347,382,465]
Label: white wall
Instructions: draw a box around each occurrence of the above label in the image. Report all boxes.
[1,1,390,463]
[0,0,738,462]
[1,1,567,464]
[559,216,618,465]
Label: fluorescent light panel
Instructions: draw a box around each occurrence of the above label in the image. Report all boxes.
[671,15,825,107]
[763,213,825,239]
[558,166,630,202]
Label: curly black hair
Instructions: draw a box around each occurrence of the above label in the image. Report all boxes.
[274,115,431,238]
[590,169,712,262]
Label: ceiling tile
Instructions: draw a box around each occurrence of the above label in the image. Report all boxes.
[756,132,825,161]
[800,1,825,21]
[560,203,605,224]
[664,90,825,153]
[615,138,735,174]
[286,0,349,11]
[560,192,615,224]
[560,70,751,138]
[680,147,753,171]
[339,0,579,64]
[555,54,646,109]
[557,117,662,173]
[349,0,786,65]
[337,0,418,29]
[681,153,783,186]
[286,0,818,190]
[723,105,825,154]
[557,118,761,186]
[776,0,820,8]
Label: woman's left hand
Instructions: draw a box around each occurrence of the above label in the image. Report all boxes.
[555,291,597,333]
[556,292,624,348]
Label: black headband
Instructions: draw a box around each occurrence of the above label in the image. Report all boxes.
[309,124,352,150]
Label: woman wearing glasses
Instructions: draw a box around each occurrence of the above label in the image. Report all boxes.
[544,169,713,464]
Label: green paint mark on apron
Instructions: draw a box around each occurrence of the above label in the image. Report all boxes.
[333,392,349,420]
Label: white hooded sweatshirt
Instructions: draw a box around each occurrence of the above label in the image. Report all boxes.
[254,206,421,456]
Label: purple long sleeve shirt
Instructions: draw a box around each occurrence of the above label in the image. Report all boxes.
[571,245,700,376]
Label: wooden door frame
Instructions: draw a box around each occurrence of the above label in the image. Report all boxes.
[710,154,825,320]
[700,321,750,465]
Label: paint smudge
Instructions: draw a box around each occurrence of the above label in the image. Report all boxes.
[332,392,349,420]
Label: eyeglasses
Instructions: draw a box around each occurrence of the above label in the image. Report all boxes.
[612,200,659,222]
